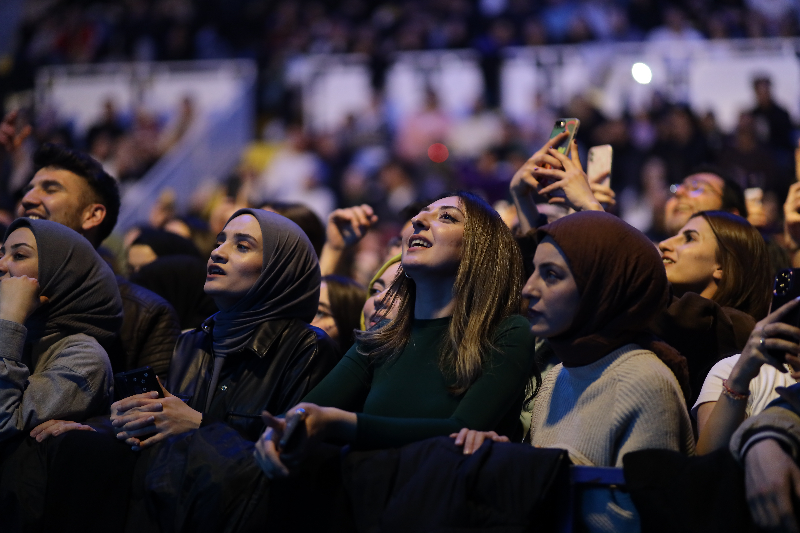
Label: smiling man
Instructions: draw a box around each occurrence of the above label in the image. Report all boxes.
[14,143,179,378]
[18,144,119,247]
[663,168,748,236]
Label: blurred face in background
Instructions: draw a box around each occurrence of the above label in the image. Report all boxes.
[664,173,724,235]
[312,281,338,340]
[362,262,402,329]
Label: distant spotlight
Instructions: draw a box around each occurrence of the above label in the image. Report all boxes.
[632,63,653,84]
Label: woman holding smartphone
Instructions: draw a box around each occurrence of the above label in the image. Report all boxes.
[255,192,536,476]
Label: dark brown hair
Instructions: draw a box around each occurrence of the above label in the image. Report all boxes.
[321,275,366,352]
[355,192,524,395]
[691,210,771,319]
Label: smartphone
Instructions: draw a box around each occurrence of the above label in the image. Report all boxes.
[113,366,163,400]
[769,269,800,365]
[540,118,580,198]
[279,409,306,452]
[587,144,613,188]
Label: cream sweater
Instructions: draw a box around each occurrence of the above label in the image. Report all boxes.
[531,344,695,533]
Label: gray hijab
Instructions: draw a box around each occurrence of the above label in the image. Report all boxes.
[208,208,320,357]
[4,218,122,347]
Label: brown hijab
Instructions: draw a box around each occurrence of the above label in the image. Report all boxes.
[536,212,690,397]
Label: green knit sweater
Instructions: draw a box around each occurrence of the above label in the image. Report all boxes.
[303,314,534,449]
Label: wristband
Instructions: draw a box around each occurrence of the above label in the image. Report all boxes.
[722,379,750,401]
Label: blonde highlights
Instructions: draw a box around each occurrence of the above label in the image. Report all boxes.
[355,192,524,395]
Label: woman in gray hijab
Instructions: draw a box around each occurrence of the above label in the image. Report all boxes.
[0,218,122,443]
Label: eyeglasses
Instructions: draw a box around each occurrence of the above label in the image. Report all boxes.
[669,178,723,198]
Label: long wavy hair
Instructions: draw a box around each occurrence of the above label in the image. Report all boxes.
[355,192,525,395]
[691,210,771,320]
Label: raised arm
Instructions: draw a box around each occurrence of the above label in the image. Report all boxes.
[319,205,379,276]
[696,298,800,454]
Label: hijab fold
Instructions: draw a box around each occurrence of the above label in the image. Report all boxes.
[4,219,122,348]
[536,212,690,399]
[208,208,320,357]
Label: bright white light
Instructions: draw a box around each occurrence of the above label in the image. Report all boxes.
[632,63,653,84]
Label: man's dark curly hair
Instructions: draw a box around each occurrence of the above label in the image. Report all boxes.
[32,143,120,244]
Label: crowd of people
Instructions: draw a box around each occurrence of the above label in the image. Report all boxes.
[2,101,800,531]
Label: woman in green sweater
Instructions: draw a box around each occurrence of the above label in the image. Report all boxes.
[254,192,536,477]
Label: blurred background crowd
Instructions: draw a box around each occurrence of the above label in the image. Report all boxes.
[2,0,800,285]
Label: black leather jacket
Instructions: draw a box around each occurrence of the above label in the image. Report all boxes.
[112,276,181,380]
[166,318,339,441]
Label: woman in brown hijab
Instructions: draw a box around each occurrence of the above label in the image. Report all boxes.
[456,211,694,533]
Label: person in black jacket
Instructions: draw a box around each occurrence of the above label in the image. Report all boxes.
[93,207,338,448]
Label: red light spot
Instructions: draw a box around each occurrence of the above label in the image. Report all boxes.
[428,143,449,163]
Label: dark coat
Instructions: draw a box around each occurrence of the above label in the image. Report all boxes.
[112,276,181,380]
[167,317,340,441]
[0,318,339,533]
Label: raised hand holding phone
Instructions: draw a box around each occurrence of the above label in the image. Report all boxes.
[533,141,604,213]
[538,118,580,199]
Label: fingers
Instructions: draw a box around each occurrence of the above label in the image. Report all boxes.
[134,431,168,450]
[543,131,569,150]
[30,419,59,438]
[569,140,583,171]
[116,414,158,434]
[156,376,172,397]
[453,427,470,446]
[527,152,562,169]
[260,410,286,431]
[763,322,800,343]
[254,432,290,478]
[30,420,94,442]
[547,147,572,168]
[111,391,161,414]
[766,296,800,322]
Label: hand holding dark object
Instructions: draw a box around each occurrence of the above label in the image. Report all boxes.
[509,132,569,233]
[254,403,357,478]
[450,428,509,455]
[533,142,603,213]
[110,378,202,450]
[727,297,800,394]
[0,110,32,154]
[744,439,800,533]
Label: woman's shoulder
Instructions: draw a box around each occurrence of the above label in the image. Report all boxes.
[39,333,112,376]
[605,345,683,391]
[494,314,534,341]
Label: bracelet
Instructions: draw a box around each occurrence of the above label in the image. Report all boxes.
[722,379,750,401]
